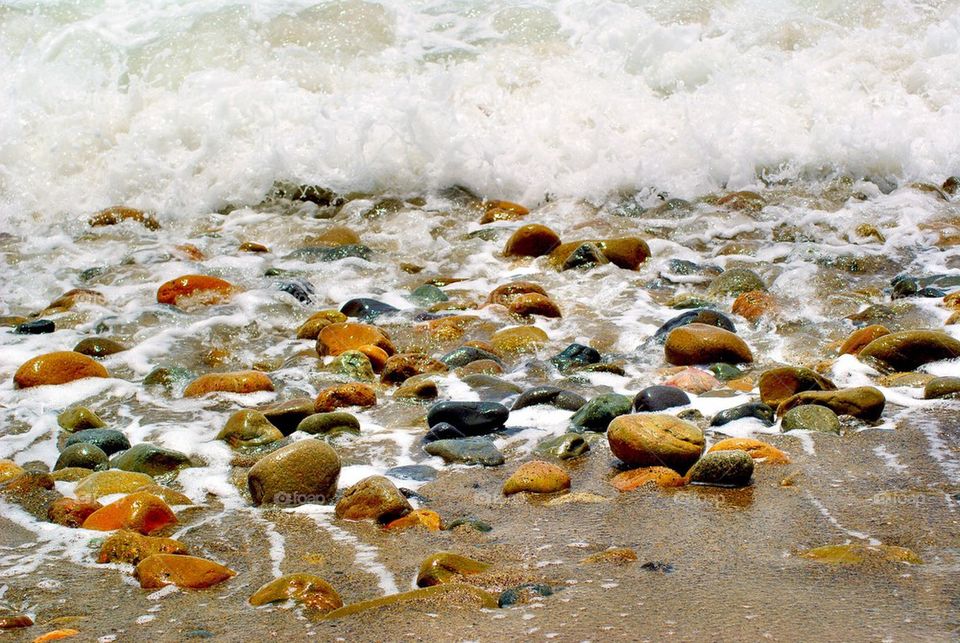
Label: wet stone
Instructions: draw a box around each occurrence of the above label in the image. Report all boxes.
[63,429,130,456]
[57,406,106,431]
[512,386,587,411]
[410,284,449,305]
[535,433,590,459]
[334,475,412,523]
[423,422,468,443]
[653,309,737,344]
[73,337,127,357]
[424,437,505,466]
[286,244,372,262]
[706,268,766,297]
[461,374,524,402]
[708,363,743,381]
[499,584,554,607]
[633,385,690,412]
[427,401,509,436]
[247,439,341,506]
[15,319,55,334]
[441,346,502,369]
[339,297,400,321]
[258,398,315,435]
[781,405,842,434]
[570,393,633,432]
[55,443,109,471]
[924,376,960,399]
[277,279,315,304]
[710,402,775,427]
[687,450,754,487]
[334,350,375,381]
[386,464,438,482]
[296,412,361,437]
[551,343,601,371]
[112,443,192,480]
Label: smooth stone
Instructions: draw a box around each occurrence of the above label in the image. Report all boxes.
[551,343,601,371]
[156,274,233,306]
[57,406,106,431]
[249,574,343,613]
[777,387,886,422]
[503,224,562,257]
[758,367,836,407]
[839,325,891,355]
[296,310,348,340]
[317,322,395,357]
[89,205,160,230]
[285,244,372,262]
[858,330,960,371]
[653,309,737,344]
[111,443,192,479]
[924,376,960,399]
[445,517,492,532]
[183,370,274,397]
[607,414,705,473]
[708,362,743,381]
[0,460,25,484]
[334,475,412,523]
[562,241,609,269]
[143,366,194,391]
[277,279,314,304]
[258,398,315,435]
[491,326,549,353]
[63,429,130,456]
[781,405,842,434]
[426,401,509,435]
[633,386,690,412]
[218,410,285,448]
[570,393,633,432]
[706,268,766,297]
[135,554,236,589]
[461,374,523,401]
[731,290,776,322]
[247,439,341,506]
[296,412,361,437]
[381,353,448,385]
[535,433,590,460]
[507,293,562,317]
[687,450,754,487]
[710,402,775,427]
[74,470,154,499]
[664,323,753,365]
[512,386,587,412]
[611,466,686,491]
[410,284,448,305]
[314,383,377,412]
[47,497,103,527]
[73,337,126,357]
[416,552,489,587]
[334,350,375,381]
[97,529,188,565]
[13,351,109,388]
[708,438,790,463]
[502,461,570,495]
[15,319,55,334]
[339,297,400,321]
[386,465,438,481]
[394,374,439,400]
[322,584,497,621]
[424,437,505,466]
[49,467,94,482]
[441,346,502,369]
[82,491,177,534]
[54,443,108,471]
[423,422,468,443]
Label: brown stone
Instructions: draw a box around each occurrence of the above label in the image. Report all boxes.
[663,367,721,394]
[777,386,886,421]
[47,497,103,527]
[732,290,776,323]
[502,461,571,495]
[249,574,343,612]
[550,237,650,270]
[314,383,377,412]
[839,325,891,355]
[610,466,686,491]
[89,205,160,230]
[486,282,548,306]
[74,471,155,500]
[97,529,188,564]
[81,492,177,534]
[708,438,790,463]
[356,344,390,372]
[317,322,395,357]
[385,509,442,531]
[416,552,490,587]
[334,475,412,523]
[758,367,836,407]
[239,241,270,253]
[135,554,236,589]
[480,200,529,223]
[156,274,233,307]
[858,330,960,371]
[45,288,107,313]
[308,226,361,247]
[247,439,340,506]
[607,414,705,473]
[0,460,25,484]
[491,326,549,354]
[503,224,561,257]
[508,293,561,318]
[394,375,439,400]
[664,323,753,365]
[183,371,274,397]
[296,310,348,340]
[380,353,448,385]
[174,243,205,261]
[13,352,109,388]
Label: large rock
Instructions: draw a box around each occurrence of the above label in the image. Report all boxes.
[758,367,836,408]
[777,387,886,421]
[334,475,411,523]
[607,414,705,473]
[426,401,509,436]
[664,323,753,365]
[13,352,109,388]
[247,439,340,506]
[858,330,960,371]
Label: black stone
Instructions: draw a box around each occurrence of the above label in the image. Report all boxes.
[512,386,587,412]
[640,561,674,573]
[422,422,468,443]
[14,319,55,335]
[62,429,130,456]
[550,343,601,371]
[426,401,509,435]
[710,402,775,427]
[633,385,691,412]
[498,583,554,607]
[653,309,737,343]
[441,346,502,369]
[339,298,399,321]
[562,243,607,270]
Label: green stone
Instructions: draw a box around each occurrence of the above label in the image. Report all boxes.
[569,394,633,432]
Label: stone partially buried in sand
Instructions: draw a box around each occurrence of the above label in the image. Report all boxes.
[664,323,753,366]
[758,367,836,408]
[607,414,705,474]
[97,529,188,565]
[247,439,341,506]
[708,438,790,463]
[381,353,448,385]
[687,450,754,487]
[313,383,377,412]
[81,492,177,534]
[183,371,274,397]
[217,410,284,448]
[611,466,686,491]
[249,574,343,613]
[13,352,109,389]
[135,554,236,589]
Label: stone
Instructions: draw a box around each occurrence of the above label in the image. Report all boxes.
[486,281,548,306]
[57,406,106,431]
[135,554,236,589]
[503,224,561,257]
[15,319,54,334]
[296,412,361,437]
[550,343,601,371]
[239,241,269,253]
[710,402,775,427]
[535,433,590,459]
[0,615,32,630]
[663,368,721,394]
[73,337,126,357]
[502,461,571,495]
[777,387,886,422]
[50,467,96,482]
[13,351,109,388]
[334,475,412,523]
[394,375,439,400]
[561,242,609,269]
[423,422,468,442]
[717,191,764,211]
[247,439,341,506]
[780,405,842,434]
[134,484,193,506]
[416,552,489,587]
[611,467,686,491]
[317,322,395,357]
[708,438,790,463]
[333,350,375,381]
[839,325,891,355]
[89,205,160,230]
[512,386,586,411]
[249,574,343,613]
[481,199,529,223]
[385,509,443,531]
[97,530,188,564]
[381,353,448,385]
[498,584,554,607]
[259,398,316,435]
[491,326,549,354]
[218,410,285,448]
[286,244,372,262]
[653,309,737,343]
[47,497,103,527]
[508,293,562,318]
[54,443,108,471]
[731,290,775,322]
[385,465,438,481]
[445,517,492,532]
[582,548,639,564]
[441,346,501,369]
[758,367,836,408]
[427,401,509,435]
[310,225,361,246]
[314,383,377,412]
[339,298,400,322]
[82,492,177,534]
[296,310,348,340]
[461,374,524,401]
[322,584,497,621]
[551,237,650,270]
[799,543,922,565]
[424,437,505,466]
[64,429,130,456]
[569,393,633,431]
[664,323,753,365]
[607,414,705,473]
[278,279,315,304]
[111,443,192,479]
[410,284,448,306]
[0,460,24,484]
[74,471,155,500]
[143,366,194,391]
[183,370,274,397]
[156,275,233,307]
[709,362,743,381]
[858,330,960,371]
[924,376,960,399]
[707,268,765,297]
[687,450,754,487]
[633,386,690,412]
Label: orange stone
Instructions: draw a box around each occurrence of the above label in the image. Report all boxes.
[157,275,233,307]
[309,226,361,247]
[503,224,561,257]
[709,438,791,464]
[89,205,160,230]
[486,282,548,306]
[839,324,890,355]
[47,497,103,528]
[385,509,442,531]
[549,237,651,270]
[944,291,960,310]
[611,467,686,491]
[97,529,189,564]
[0,459,25,484]
[317,322,395,357]
[13,352,109,389]
[32,629,80,642]
[480,200,529,223]
[381,353,448,385]
[296,310,348,340]
[314,383,377,412]
[732,290,776,323]
[183,370,274,397]
[81,492,177,534]
[134,554,236,589]
[356,344,389,372]
[508,293,562,318]
[502,461,571,495]
[421,315,480,342]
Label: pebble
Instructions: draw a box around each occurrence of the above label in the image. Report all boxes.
[503,224,562,257]
[97,529,188,564]
[314,383,377,412]
[427,401,509,435]
[156,274,233,307]
[507,293,562,317]
[381,353,448,385]
[82,491,177,534]
[73,337,126,357]
[111,443,192,479]
[424,437,505,466]
[247,439,341,506]
[385,464,438,481]
[63,429,130,456]
[296,310,348,340]
[13,351,109,388]
[633,385,690,412]
[183,371,274,397]
[611,466,686,491]
[923,376,960,399]
[858,330,960,371]
[838,324,890,355]
[317,322,396,357]
[15,319,55,334]
[297,412,361,437]
[664,323,753,365]
[502,461,571,495]
[394,375,439,400]
[258,398,316,435]
[758,367,836,408]
[512,386,586,411]
[55,443,108,471]
[385,509,442,531]
[339,298,399,322]
[780,405,842,434]
[731,290,775,322]
[535,433,590,459]
[550,343,601,371]
[57,406,106,431]
[0,460,25,483]
[89,205,160,230]
[498,584,554,607]
[416,552,489,587]
[491,326,549,354]
[710,402,775,427]
[706,268,766,297]
[286,244,372,262]
[607,414,705,473]
[135,554,235,589]
[277,279,314,304]
[708,438,790,463]
[74,471,155,499]
[777,386,886,421]
[334,475,412,523]
[663,367,721,393]
[218,410,285,448]
[249,574,343,613]
[422,422,468,442]
[569,393,633,431]
[653,308,737,343]
[687,450,754,487]
[47,497,103,527]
